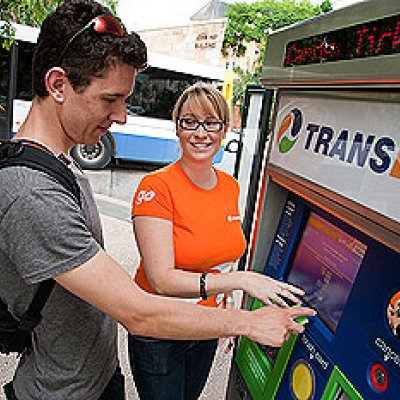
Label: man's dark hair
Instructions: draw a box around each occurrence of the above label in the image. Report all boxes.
[33,0,147,98]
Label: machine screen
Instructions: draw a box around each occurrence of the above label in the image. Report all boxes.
[287,213,367,332]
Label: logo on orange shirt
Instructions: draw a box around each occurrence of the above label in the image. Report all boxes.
[227,215,241,222]
[136,190,156,205]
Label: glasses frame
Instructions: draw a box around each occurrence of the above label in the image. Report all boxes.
[177,118,225,133]
[57,14,125,66]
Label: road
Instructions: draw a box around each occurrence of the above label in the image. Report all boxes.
[0,163,234,400]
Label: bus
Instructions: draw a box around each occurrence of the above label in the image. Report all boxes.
[1,22,227,169]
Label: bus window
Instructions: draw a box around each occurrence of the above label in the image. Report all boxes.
[127,67,207,121]
[16,41,34,101]
[0,42,11,139]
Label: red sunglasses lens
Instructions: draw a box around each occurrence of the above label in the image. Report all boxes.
[93,15,124,37]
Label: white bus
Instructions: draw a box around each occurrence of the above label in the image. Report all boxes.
[1,22,226,169]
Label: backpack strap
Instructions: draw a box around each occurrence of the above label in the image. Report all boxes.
[0,139,82,332]
[18,280,56,332]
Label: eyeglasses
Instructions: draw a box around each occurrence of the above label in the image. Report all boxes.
[178,118,224,133]
[57,14,125,65]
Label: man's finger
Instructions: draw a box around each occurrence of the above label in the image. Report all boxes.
[288,321,306,335]
[288,306,316,318]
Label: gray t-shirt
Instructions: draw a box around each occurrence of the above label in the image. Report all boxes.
[0,165,118,399]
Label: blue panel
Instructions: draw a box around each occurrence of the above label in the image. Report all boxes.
[112,131,225,164]
[214,147,224,163]
[264,193,400,399]
[113,132,180,163]
[263,194,307,280]
[275,334,334,400]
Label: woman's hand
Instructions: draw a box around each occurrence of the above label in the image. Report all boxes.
[240,271,304,307]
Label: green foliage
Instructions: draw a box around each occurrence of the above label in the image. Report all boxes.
[223,0,332,107]
[320,0,333,12]
[223,0,330,57]
[1,0,62,27]
[0,0,119,48]
[232,65,261,109]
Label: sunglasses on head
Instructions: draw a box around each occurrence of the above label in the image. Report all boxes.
[57,14,125,65]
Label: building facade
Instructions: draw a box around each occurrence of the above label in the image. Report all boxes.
[138,19,227,68]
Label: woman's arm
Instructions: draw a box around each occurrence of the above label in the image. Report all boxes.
[134,216,304,306]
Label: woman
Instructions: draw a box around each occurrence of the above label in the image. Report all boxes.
[129,82,304,400]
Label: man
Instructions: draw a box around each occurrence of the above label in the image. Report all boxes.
[0,1,315,398]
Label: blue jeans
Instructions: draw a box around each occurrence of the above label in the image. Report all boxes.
[3,367,125,400]
[128,335,218,400]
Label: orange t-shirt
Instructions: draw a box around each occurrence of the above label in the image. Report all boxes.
[132,161,246,307]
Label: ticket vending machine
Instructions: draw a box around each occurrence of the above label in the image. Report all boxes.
[226,1,400,399]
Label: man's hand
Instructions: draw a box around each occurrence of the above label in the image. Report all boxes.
[246,305,315,347]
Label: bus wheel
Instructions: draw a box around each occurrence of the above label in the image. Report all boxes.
[71,135,113,170]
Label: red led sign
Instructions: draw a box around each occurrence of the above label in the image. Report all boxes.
[284,14,400,67]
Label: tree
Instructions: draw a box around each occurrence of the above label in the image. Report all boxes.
[0,0,119,48]
[223,0,332,57]
[222,0,333,106]
[232,66,261,109]
[0,0,118,24]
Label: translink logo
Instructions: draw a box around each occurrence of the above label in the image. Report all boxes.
[276,108,400,179]
[276,108,302,153]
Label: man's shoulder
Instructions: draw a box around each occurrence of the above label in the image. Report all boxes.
[1,164,64,190]
[0,165,78,209]
[0,163,61,181]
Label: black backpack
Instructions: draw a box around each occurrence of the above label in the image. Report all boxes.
[0,139,81,355]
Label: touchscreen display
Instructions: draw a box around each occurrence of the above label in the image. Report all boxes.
[287,213,367,332]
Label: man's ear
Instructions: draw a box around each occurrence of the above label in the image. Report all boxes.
[45,67,68,104]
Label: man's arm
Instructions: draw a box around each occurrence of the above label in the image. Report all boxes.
[55,250,315,347]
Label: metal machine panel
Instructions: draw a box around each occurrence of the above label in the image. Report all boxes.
[263,193,400,399]
[262,0,400,86]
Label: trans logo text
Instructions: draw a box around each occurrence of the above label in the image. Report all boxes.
[276,108,400,179]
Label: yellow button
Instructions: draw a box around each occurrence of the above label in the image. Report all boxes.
[291,361,314,400]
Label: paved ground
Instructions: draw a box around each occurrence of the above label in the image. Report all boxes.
[0,164,234,399]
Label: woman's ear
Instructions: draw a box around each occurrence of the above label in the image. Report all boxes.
[45,67,68,104]
[221,125,228,140]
